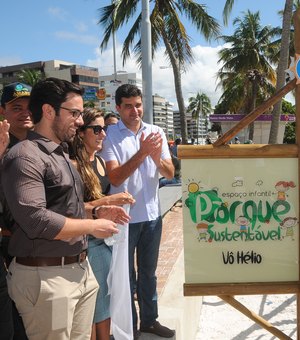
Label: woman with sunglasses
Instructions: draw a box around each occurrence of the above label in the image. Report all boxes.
[72,108,135,340]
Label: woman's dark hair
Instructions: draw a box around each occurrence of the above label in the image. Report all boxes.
[28,77,84,124]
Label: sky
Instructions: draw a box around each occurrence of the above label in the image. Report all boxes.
[1,0,289,108]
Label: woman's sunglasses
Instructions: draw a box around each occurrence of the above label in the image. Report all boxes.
[84,125,106,135]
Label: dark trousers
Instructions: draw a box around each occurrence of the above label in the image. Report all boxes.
[128,217,162,329]
[0,256,13,340]
[0,238,28,340]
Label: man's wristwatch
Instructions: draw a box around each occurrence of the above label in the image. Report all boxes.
[92,206,101,219]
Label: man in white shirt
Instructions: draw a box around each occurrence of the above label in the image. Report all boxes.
[102,84,175,339]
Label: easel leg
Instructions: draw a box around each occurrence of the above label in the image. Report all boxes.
[219,295,292,340]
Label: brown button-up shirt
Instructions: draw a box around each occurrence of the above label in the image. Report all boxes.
[2,131,87,257]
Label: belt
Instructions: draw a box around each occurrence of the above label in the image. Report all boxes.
[15,250,87,267]
[1,229,12,237]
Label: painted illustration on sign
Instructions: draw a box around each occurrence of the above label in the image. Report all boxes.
[182,158,299,284]
[185,178,297,243]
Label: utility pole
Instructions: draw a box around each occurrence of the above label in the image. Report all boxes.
[141,0,153,124]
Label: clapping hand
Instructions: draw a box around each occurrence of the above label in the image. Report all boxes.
[139,132,162,166]
[0,120,10,159]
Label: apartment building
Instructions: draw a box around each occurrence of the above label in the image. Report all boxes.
[99,72,174,139]
[0,60,100,102]
[173,110,208,143]
[98,71,143,113]
[153,94,174,139]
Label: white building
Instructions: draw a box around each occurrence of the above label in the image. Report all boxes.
[99,72,174,139]
[173,110,207,143]
[153,94,174,139]
[98,71,142,113]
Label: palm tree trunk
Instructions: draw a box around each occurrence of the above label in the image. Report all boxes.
[248,80,258,141]
[268,0,293,144]
[197,115,199,144]
[161,32,188,144]
[248,77,258,141]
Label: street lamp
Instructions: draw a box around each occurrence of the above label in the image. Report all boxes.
[141,0,153,124]
[111,0,117,81]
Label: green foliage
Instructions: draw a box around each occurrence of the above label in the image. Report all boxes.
[83,101,96,108]
[217,10,279,114]
[17,69,44,86]
[187,92,212,118]
[283,122,295,144]
[98,0,220,143]
[281,98,295,115]
[282,99,295,144]
[214,101,229,115]
[99,1,220,67]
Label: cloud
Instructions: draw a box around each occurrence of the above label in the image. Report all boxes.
[48,7,68,21]
[75,22,88,33]
[0,56,23,68]
[87,44,140,74]
[86,42,227,109]
[54,31,99,45]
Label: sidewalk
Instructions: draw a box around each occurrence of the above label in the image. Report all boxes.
[196,294,296,339]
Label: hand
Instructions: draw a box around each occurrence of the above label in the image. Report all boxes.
[90,218,119,239]
[140,132,162,158]
[0,120,10,159]
[96,205,131,225]
[149,139,163,166]
[109,191,136,206]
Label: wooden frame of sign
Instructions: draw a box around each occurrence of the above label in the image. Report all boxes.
[181,144,299,294]
[178,9,300,340]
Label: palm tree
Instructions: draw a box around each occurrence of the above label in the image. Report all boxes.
[187,92,212,144]
[217,10,278,141]
[222,0,235,25]
[98,0,220,144]
[269,0,294,144]
[223,0,297,144]
[17,69,45,86]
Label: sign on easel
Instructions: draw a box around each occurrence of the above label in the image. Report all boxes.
[183,155,298,286]
[181,145,300,297]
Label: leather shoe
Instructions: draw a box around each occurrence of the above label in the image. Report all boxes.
[140,321,175,338]
[134,330,141,340]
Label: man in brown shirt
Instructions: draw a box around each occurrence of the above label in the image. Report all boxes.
[2,78,129,340]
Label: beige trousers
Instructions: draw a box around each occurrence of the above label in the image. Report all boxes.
[7,259,99,340]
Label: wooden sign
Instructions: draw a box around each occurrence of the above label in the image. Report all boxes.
[180,144,300,296]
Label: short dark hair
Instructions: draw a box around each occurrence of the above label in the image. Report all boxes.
[104,112,119,122]
[115,84,142,106]
[29,77,84,124]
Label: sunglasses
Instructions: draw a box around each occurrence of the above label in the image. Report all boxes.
[84,125,106,135]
